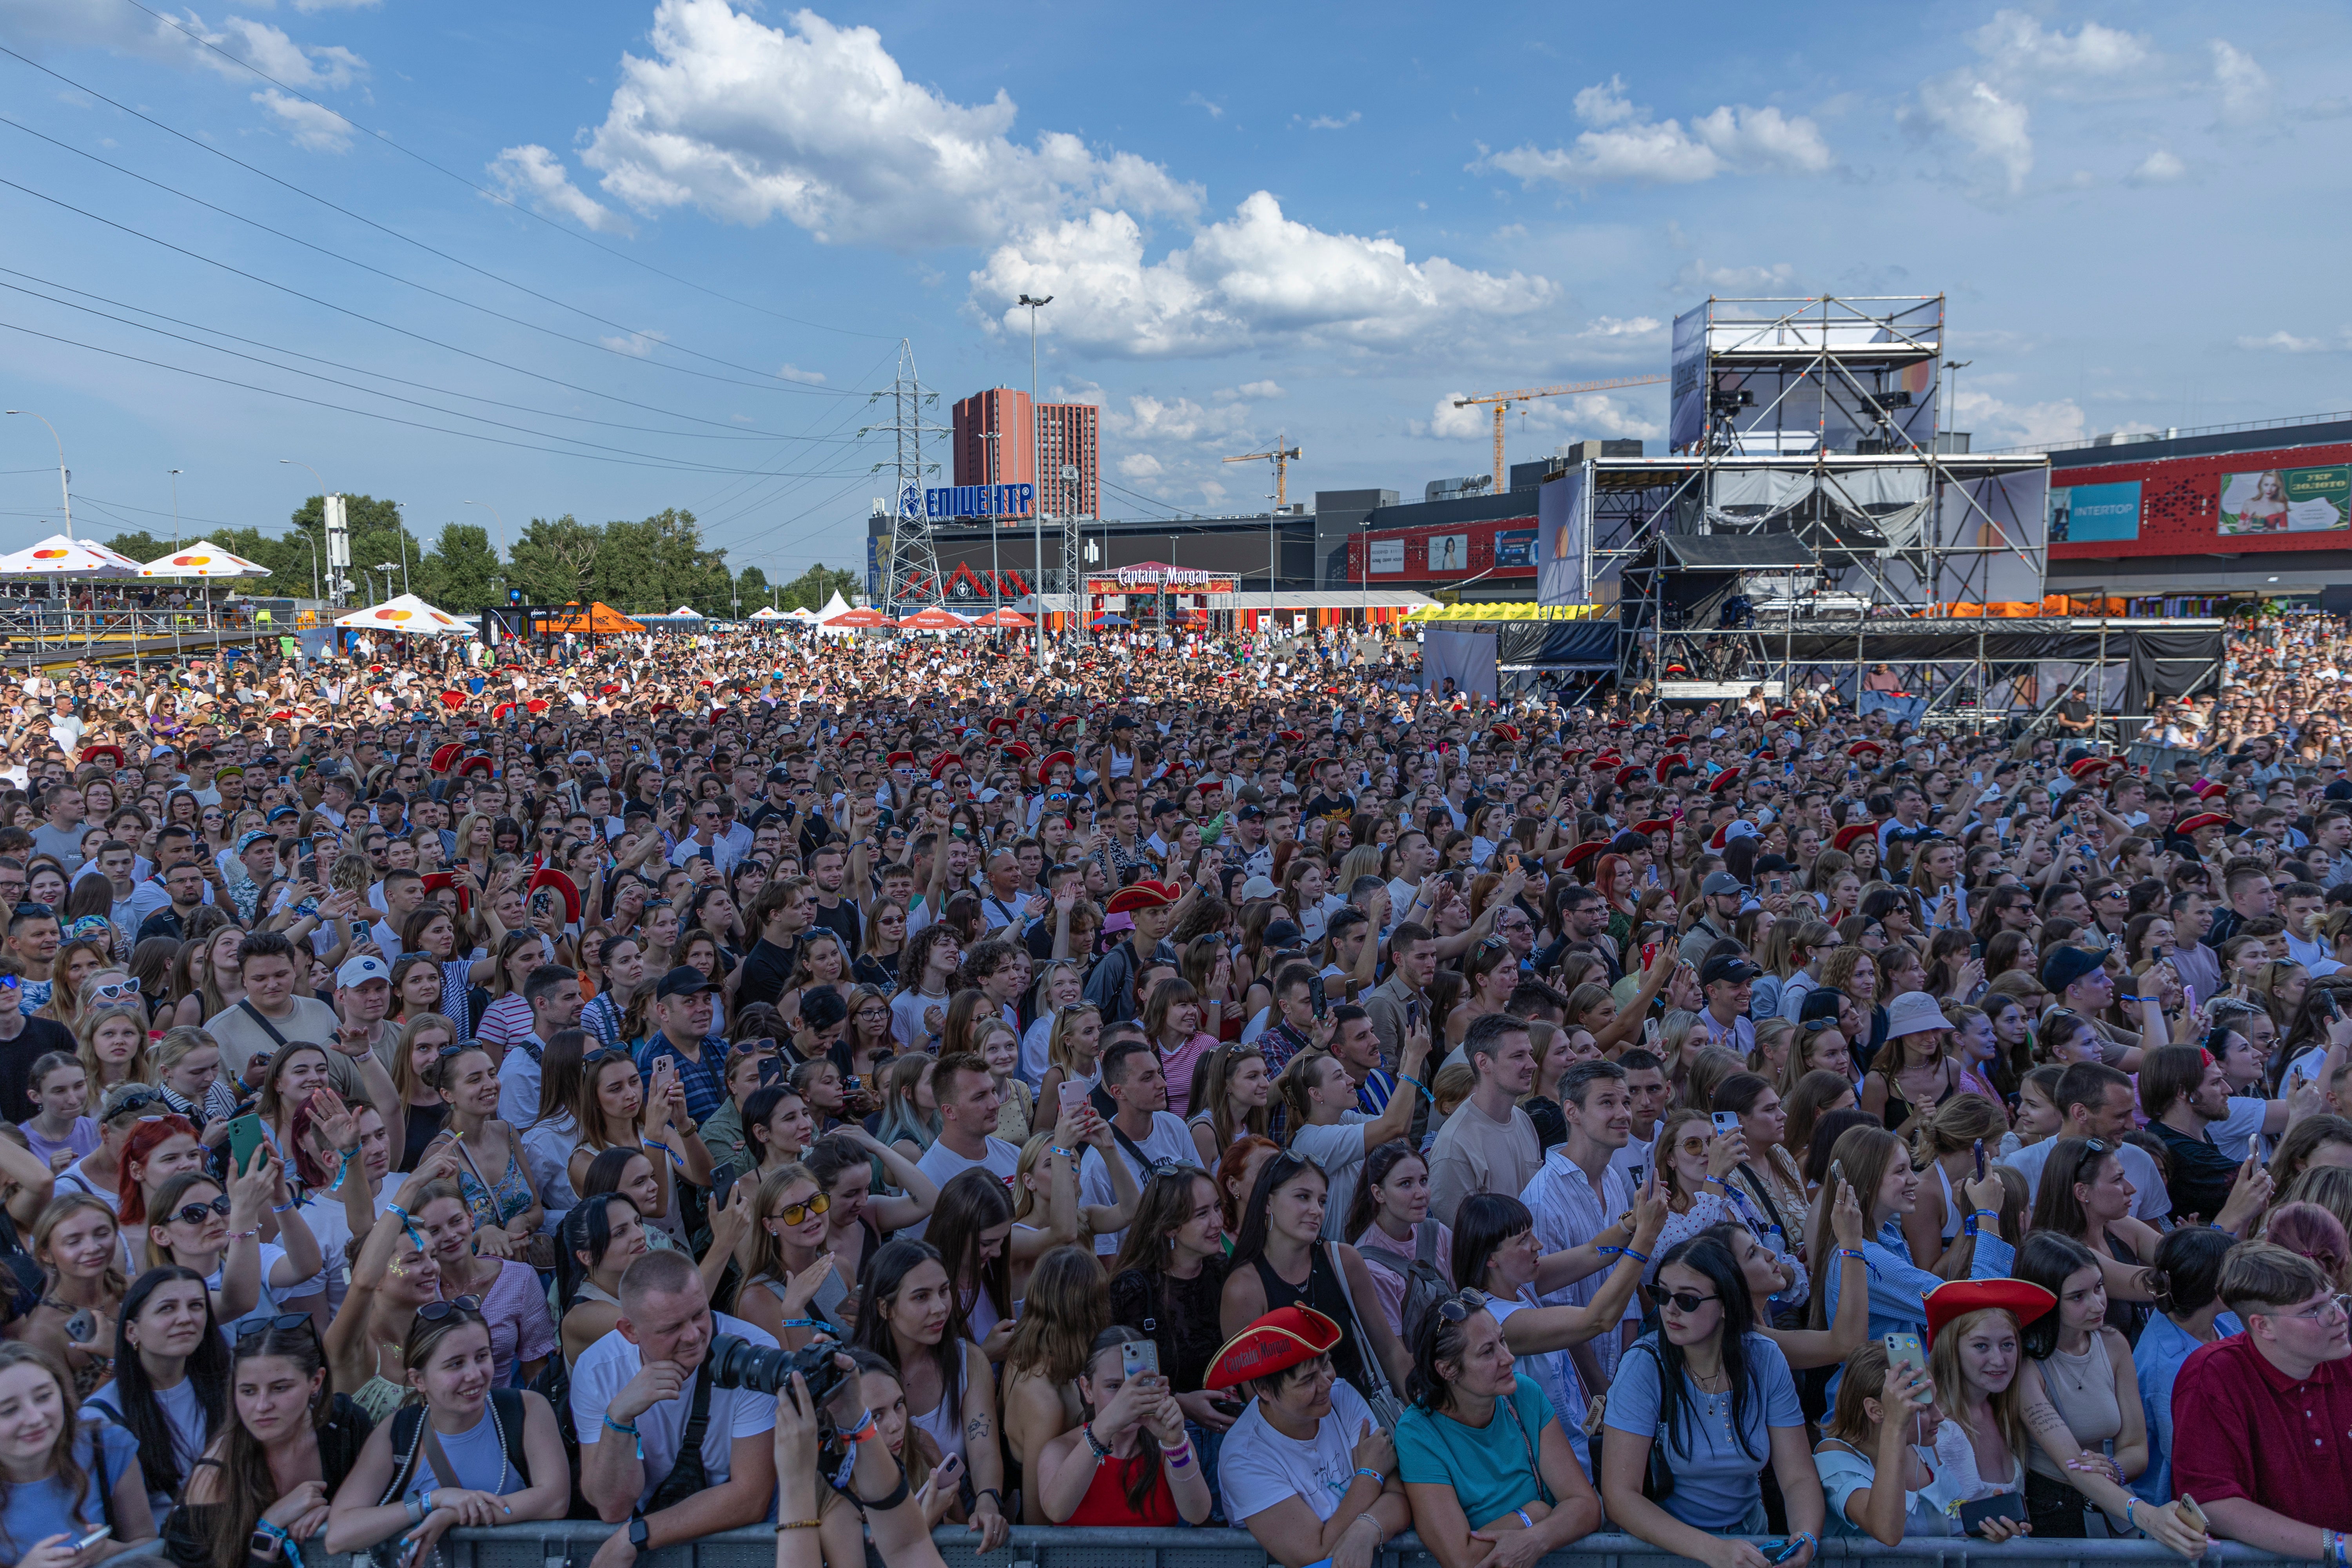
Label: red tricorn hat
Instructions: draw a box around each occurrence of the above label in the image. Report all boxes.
[1277,730,1305,745]
[490,702,516,722]
[1708,767,1743,794]
[527,867,581,924]
[430,742,463,772]
[456,754,493,779]
[439,690,465,709]
[929,754,962,781]
[1614,765,1644,788]
[1040,750,1077,773]
[1632,818,1673,837]
[1832,822,1878,853]
[1205,1305,1343,1391]
[987,717,1016,736]
[597,683,621,696]
[1051,715,1081,734]
[524,698,550,715]
[1653,753,1688,783]
[1000,742,1034,763]
[1847,740,1884,760]
[1491,724,1521,743]
[417,871,472,915]
[1199,780,1225,797]
[2194,780,2229,800]
[1105,882,1176,915]
[1586,757,1617,775]
[79,744,125,768]
[1924,1279,2054,1347]
[2068,756,2114,780]
[886,751,916,768]
[1769,708,1797,721]
[2176,811,2229,837]
[1560,839,1608,872]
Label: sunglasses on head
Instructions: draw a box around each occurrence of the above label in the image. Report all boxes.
[173,1194,233,1225]
[12,902,53,918]
[416,1294,483,1323]
[234,1311,314,1344]
[1436,1287,1490,1324]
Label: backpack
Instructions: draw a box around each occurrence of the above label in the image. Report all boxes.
[1355,1222,1449,1348]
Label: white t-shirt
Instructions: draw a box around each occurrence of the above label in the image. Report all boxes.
[212,1241,291,1342]
[570,1315,780,1510]
[1217,1377,1379,1526]
[84,1376,207,1532]
[1998,1136,2171,1224]
[1078,1110,1194,1254]
[2209,1095,2273,1164]
[497,1040,546,1127]
[1290,1114,1374,1241]
[902,1136,1022,1241]
[890,987,950,1051]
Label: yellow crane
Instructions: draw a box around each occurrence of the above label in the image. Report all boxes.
[1223,437,1301,510]
[1453,375,1669,497]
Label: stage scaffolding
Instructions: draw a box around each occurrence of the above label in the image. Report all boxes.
[1540,294,2059,715]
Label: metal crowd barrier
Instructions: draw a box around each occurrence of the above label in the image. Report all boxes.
[333,1523,2313,1568]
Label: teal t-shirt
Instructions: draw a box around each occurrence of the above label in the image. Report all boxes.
[1394,1372,1555,1528]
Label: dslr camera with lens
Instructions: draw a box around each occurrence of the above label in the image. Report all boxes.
[706,1334,851,1408]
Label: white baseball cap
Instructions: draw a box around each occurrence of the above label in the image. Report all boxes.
[336,954,391,989]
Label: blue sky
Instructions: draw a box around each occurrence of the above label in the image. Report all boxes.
[2,0,2348,583]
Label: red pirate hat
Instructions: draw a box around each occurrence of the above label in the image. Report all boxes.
[1051,715,1081,734]
[439,690,465,709]
[929,754,962,781]
[1001,742,1034,763]
[1847,740,1884,760]
[987,717,1017,737]
[1653,753,1687,783]
[1924,1279,2054,1347]
[1832,822,1878,853]
[1040,750,1077,774]
[79,743,125,768]
[456,754,493,779]
[886,751,917,768]
[1205,1305,1343,1391]
[1491,724,1521,743]
[430,742,463,772]
[1105,882,1177,915]
[2068,756,2114,780]
[1632,818,1673,837]
[1708,768,1743,794]
[490,702,516,721]
[418,871,472,915]
[524,698,550,715]
[2176,811,2229,836]
[1560,840,1608,872]
[526,867,582,924]
[2194,780,2229,800]
[1613,764,1644,788]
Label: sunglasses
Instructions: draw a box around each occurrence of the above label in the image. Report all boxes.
[416,1294,483,1323]
[88,978,141,1002]
[234,1311,314,1346]
[1436,1288,1490,1324]
[773,1192,831,1227]
[11,902,53,918]
[173,1194,234,1226]
[1660,1289,1721,1314]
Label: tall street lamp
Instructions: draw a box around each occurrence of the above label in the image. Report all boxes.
[168,469,183,549]
[280,458,334,601]
[6,410,72,538]
[1018,293,1052,670]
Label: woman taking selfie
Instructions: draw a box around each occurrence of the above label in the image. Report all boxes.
[1031,1325,1213,1526]
[1601,1235,1827,1565]
[0,1339,153,1566]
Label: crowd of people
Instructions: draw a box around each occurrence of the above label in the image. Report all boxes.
[0,610,2343,1568]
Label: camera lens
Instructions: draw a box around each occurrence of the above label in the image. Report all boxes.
[706,1333,849,1407]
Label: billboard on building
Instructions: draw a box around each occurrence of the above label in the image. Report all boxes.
[2049,480,2141,543]
[1367,538,1405,575]
[1495,529,1537,568]
[1670,306,1708,450]
[2220,465,2351,535]
[1428,534,1472,574]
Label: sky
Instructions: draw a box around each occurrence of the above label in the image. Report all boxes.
[2,0,2349,585]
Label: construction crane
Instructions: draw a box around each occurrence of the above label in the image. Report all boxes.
[1224,437,1301,510]
[1453,375,1669,497]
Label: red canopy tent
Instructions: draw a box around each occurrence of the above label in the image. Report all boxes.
[897,606,973,630]
[821,607,896,628]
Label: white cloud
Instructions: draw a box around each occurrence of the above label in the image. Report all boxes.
[1102,394,1253,446]
[1969,11,2151,86]
[191,16,365,91]
[1905,73,2033,194]
[1236,380,1284,398]
[2210,40,2271,123]
[579,0,1200,246]
[1672,258,1797,292]
[1414,394,1486,440]
[971,192,1553,358]
[1953,388,2087,448]
[2236,330,2336,353]
[1582,315,1662,338]
[1523,391,1664,441]
[2129,149,2186,184]
[1116,454,1164,479]
[1480,76,1831,188]
[1183,91,1223,120]
[778,363,827,384]
[250,88,352,151]
[1307,111,1360,131]
[487,145,636,235]
[599,329,669,356]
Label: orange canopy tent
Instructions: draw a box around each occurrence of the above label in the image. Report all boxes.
[543,601,645,636]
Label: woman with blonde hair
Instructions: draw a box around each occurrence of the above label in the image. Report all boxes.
[733,1161,849,1347]
[73,999,154,1094]
[1186,1044,1270,1166]
[1899,1092,2013,1273]
[36,937,113,1032]
[386,1011,459,1171]
[1003,1245,1111,1522]
[12,1193,128,1398]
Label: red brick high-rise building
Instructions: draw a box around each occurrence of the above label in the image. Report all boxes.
[952,388,1100,519]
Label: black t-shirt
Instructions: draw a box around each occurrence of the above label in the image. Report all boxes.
[2059,698,2091,724]
[809,897,860,953]
[737,937,798,1012]
[2149,1117,2239,1226]
[1302,791,1356,824]
[0,1017,78,1123]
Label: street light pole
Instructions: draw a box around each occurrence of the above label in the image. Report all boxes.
[388,503,410,597]
[297,532,319,603]
[279,458,333,601]
[1018,293,1053,671]
[168,469,183,548]
[5,411,73,539]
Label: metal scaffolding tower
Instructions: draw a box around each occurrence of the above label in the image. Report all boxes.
[869,339,947,611]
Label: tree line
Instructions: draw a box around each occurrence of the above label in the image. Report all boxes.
[103,495,859,618]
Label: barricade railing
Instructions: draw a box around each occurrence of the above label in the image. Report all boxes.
[339,1522,2312,1568]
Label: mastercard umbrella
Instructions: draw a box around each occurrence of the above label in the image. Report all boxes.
[969,607,1034,628]
[897,605,974,631]
[820,606,897,629]
[0,533,142,577]
[333,592,469,636]
[136,540,272,579]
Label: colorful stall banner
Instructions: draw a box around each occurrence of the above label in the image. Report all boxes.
[1495,529,1537,568]
[2220,465,2352,535]
[2048,480,2141,543]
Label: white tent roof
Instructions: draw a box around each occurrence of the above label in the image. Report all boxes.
[666,604,704,618]
[817,591,852,618]
[0,534,142,577]
[139,539,272,579]
[746,605,788,620]
[785,606,822,622]
[334,592,469,635]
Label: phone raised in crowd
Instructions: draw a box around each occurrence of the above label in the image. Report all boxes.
[1059,1080,1091,1112]
[1884,1331,1927,1380]
[228,1114,269,1176]
[1973,1138,1987,1182]
[1710,1111,1740,1139]
[1120,1339,1160,1380]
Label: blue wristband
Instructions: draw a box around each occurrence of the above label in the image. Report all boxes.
[1353,1467,1382,1484]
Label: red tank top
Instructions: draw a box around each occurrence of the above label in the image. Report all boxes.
[1063,1448,1181,1526]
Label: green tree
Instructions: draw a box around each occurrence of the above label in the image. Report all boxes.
[773,563,858,611]
[735,564,769,611]
[416,523,502,611]
[591,508,731,614]
[508,514,603,606]
[265,494,429,604]
[102,530,172,565]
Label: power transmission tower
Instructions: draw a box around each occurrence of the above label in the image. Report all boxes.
[866,339,947,611]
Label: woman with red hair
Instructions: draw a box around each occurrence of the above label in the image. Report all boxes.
[113,1112,207,1236]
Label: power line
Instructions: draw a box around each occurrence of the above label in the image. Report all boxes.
[0,314,867,476]
[107,0,898,341]
[0,263,854,445]
[0,172,858,441]
[0,110,847,398]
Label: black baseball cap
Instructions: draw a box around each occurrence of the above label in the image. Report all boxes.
[654,965,713,1001]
